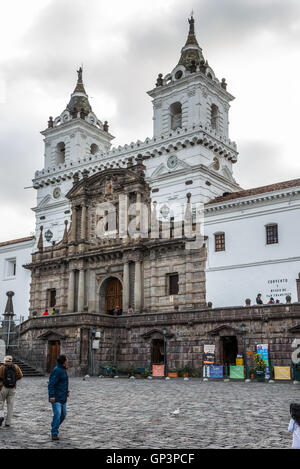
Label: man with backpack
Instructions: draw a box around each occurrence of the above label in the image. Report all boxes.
[0,355,23,427]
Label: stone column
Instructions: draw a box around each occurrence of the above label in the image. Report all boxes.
[136,192,142,231]
[78,269,85,312]
[81,205,87,240]
[67,270,75,312]
[123,262,130,312]
[296,274,300,302]
[134,260,142,312]
[70,207,77,243]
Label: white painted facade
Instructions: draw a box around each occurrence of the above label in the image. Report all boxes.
[0,237,35,320]
[1,15,300,314]
[205,185,300,307]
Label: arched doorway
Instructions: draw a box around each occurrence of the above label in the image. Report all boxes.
[221,336,238,366]
[100,277,123,314]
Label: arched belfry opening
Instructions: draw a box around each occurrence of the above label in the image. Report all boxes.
[99,276,123,315]
[170,102,182,130]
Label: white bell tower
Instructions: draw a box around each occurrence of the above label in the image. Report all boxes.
[32,68,115,247]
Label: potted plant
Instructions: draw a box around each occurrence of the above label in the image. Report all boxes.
[254,353,266,381]
[183,364,190,378]
[168,369,178,378]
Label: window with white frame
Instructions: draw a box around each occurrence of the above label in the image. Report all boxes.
[5,258,17,277]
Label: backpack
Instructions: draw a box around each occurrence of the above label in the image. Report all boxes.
[3,364,17,388]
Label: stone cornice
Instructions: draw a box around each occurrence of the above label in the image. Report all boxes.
[147,71,235,102]
[205,187,300,213]
[33,125,238,188]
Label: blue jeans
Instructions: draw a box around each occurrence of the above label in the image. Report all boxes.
[51,402,67,435]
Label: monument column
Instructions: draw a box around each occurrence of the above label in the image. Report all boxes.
[67,270,75,312]
[134,259,142,312]
[81,204,87,240]
[78,269,85,312]
[123,262,130,312]
[70,207,77,243]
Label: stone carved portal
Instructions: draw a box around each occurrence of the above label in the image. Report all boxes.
[99,276,123,314]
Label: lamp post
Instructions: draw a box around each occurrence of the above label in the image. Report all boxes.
[162,327,167,378]
[241,323,249,381]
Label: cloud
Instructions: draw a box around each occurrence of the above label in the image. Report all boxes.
[1,0,300,241]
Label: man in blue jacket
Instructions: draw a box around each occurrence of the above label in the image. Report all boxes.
[48,354,69,441]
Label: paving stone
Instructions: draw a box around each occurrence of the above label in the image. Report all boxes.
[0,377,298,449]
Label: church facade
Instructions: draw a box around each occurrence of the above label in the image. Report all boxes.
[2,16,300,375]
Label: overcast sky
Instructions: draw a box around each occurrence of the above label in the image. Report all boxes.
[1,0,300,242]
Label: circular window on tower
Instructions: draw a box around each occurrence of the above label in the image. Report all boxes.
[53,187,61,199]
[175,70,183,80]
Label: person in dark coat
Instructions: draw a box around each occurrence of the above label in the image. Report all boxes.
[48,355,69,441]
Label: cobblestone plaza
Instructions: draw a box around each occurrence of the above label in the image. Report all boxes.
[0,377,299,449]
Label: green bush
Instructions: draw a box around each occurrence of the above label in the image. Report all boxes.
[254,353,266,371]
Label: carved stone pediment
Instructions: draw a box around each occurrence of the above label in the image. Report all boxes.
[37,330,67,341]
[141,328,174,340]
[288,324,300,333]
[208,324,242,336]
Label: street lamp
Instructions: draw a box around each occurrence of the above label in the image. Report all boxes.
[241,323,249,380]
[162,327,167,378]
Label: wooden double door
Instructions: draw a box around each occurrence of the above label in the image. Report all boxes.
[48,340,60,373]
[105,278,122,314]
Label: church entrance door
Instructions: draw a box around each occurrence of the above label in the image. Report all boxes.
[221,336,238,366]
[152,339,165,364]
[48,340,60,373]
[105,277,122,314]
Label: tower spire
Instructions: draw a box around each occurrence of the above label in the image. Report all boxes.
[66,67,92,118]
[178,15,204,69]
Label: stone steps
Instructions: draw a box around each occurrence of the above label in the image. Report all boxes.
[12,359,45,377]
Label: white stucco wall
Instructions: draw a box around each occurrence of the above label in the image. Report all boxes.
[0,238,35,321]
[205,190,300,307]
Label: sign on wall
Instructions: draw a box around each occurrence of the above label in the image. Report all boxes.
[266,278,292,302]
[274,366,291,380]
[229,366,244,379]
[152,365,165,377]
[203,344,215,365]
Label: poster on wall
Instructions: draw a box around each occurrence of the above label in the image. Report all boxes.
[257,344,270,380]
[152,365,165,377]
[257,344,269,365]
[203,344,215,365]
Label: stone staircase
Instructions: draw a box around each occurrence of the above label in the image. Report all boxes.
[13,358,45,377]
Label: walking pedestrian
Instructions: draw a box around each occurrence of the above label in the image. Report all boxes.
[48,354,70,441]
[289,403,300,449]
[0,355,23,427]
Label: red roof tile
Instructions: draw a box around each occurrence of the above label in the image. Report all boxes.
[0,236,35,247]
[206,178,300,205]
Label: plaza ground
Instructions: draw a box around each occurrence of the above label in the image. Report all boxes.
[0,377,299,449]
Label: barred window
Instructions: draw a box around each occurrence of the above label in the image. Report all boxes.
[47,289,56,308]
[266,224,278,244]
[168,273,179,295]
[215,233,225,252]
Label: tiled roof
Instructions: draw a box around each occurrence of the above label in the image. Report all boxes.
[0,236,35,247]
[206,178,300,205]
